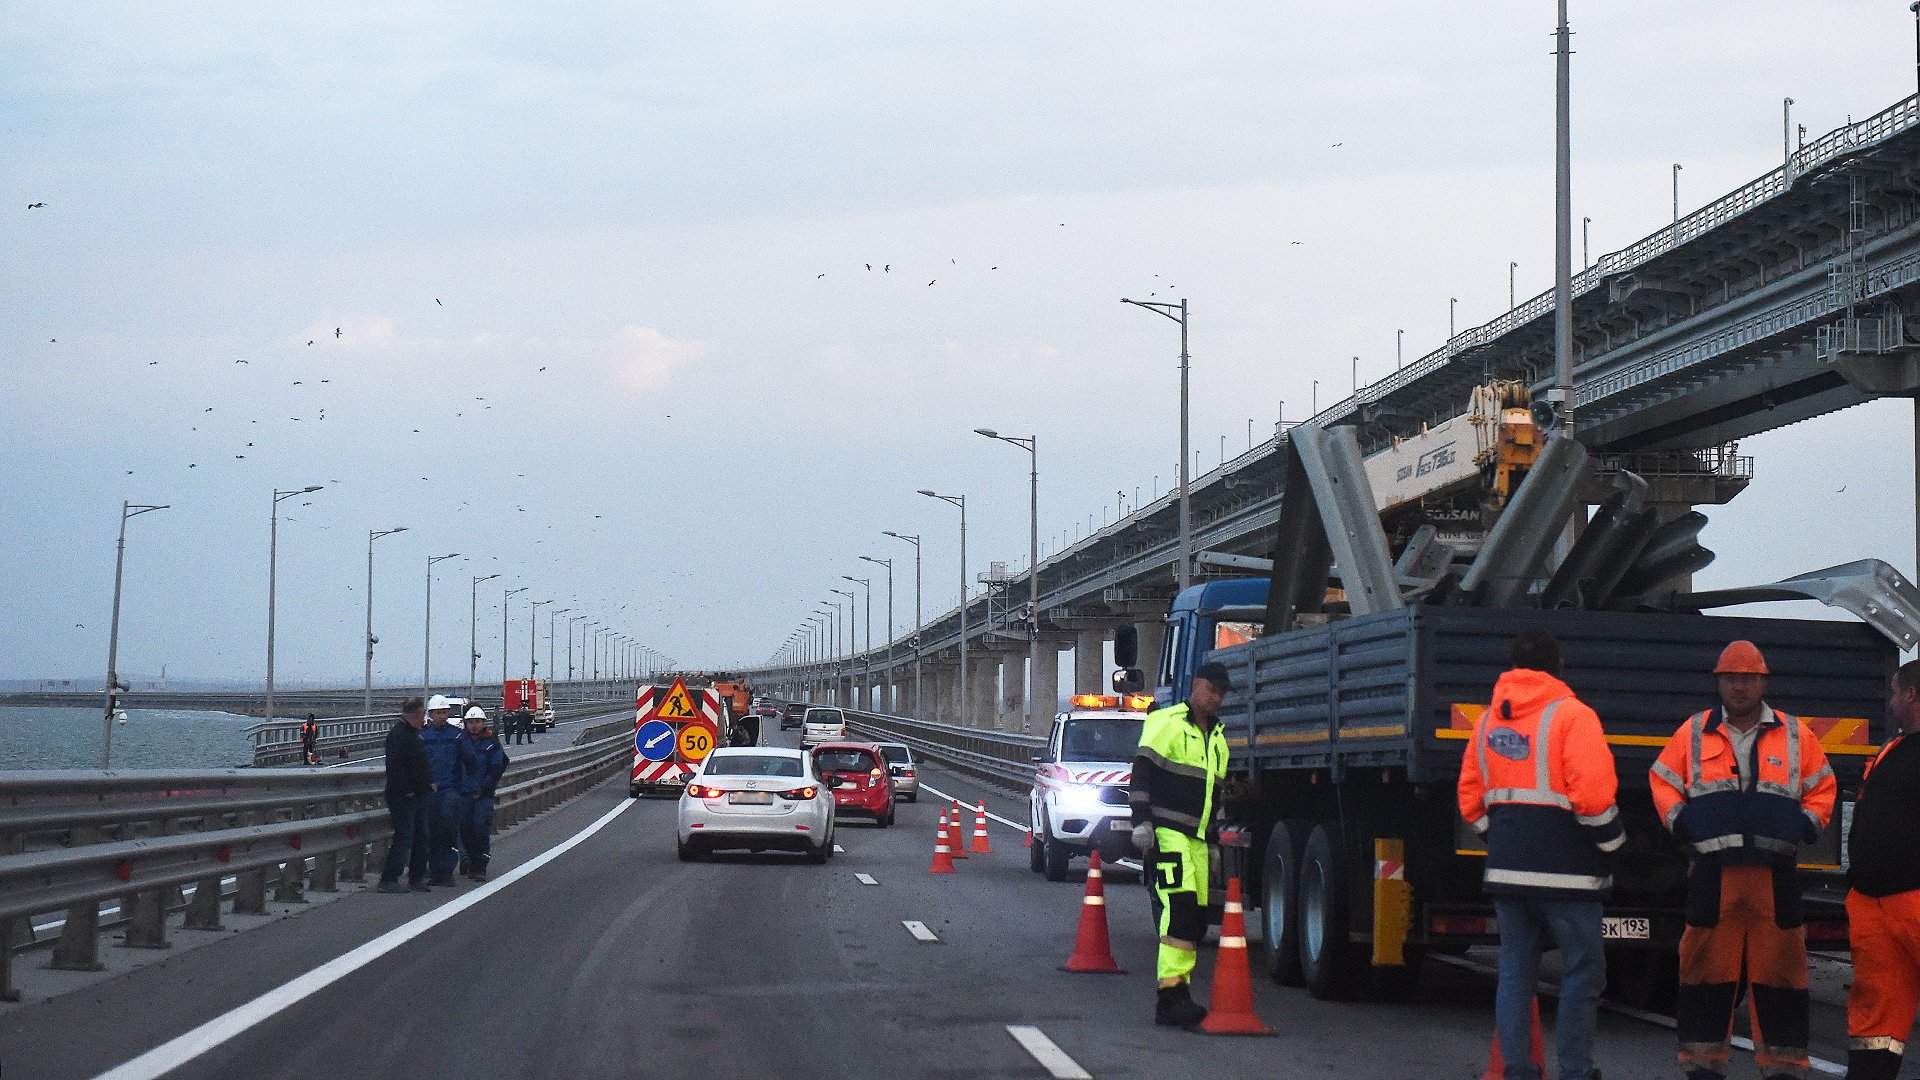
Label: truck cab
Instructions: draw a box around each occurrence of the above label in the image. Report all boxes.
[1027,694,1155,881]
[1153,577,1268,707]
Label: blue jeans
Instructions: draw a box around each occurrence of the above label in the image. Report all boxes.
[1493,895,1605,1080]
[380,795,430,884]
[429,788,464,877]
[460,796,495,870]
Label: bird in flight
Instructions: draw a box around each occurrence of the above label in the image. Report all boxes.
[293,380,302,385]
[435,298,442,306]
[927,279,936,287]
[148,361,158,366]
[74,622,84,628]
[27,202,46,209]
[866,263,872,271]
[48,338,55,343]
[883,264,890,273]
[816,273,826,279]
[990,266,998,270]
[334,327,341,339]
[320,379,330,384]
[188,463,197,469]
[537,366,547,372]
[1331,142,1343,148]
[306,340,314,346]
[235,358,250,364]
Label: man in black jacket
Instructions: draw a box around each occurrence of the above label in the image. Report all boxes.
[377,697,436,893]
[1844,659,1920,1080]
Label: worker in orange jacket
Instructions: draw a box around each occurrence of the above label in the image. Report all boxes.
[1650,640,1836,1080]
[1459,630,1622,1080]
[1844,658,1920,1080]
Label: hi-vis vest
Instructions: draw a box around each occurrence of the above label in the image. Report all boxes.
[1650,705,1835,864]
[1128,703,1229,841]
[1457,672,1624,899]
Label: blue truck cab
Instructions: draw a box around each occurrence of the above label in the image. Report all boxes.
[1152,577,1269,707]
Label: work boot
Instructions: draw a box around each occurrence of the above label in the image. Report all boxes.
[1154,983,1207,1028]
[428,872,457,886]
[376,881,408,894]
[471,866,488,882]
[409,881,431,893]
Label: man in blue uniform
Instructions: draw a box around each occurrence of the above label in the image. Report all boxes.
[420,693,465,886]
[457,707,510,880]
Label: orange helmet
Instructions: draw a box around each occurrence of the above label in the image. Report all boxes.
[1713,640,1769,675]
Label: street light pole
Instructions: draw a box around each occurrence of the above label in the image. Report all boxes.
[830,588,856,707]
[1582,216,1591,268]
[103,501,169,768]
[917,490,967,723]
[973,429,1039,732]
[468,574,498,701]
[1554,0,1576,436]
[859,555,893,711]
[1672,162,1683,226]
[1509,262,1518,310]
[568,615,585,680]
[501,587,527,692]
[364,527,409,715]
[549,607,570,688]
[1783,96,1795,173]
[266,484,323,726]
[843,576,870,708]
[883,531,922,713]
[1119,297,1192,592]
[529,599,552,684]
[423,554,460,695]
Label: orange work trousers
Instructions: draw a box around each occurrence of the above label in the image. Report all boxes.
[1846,889,1920,1080]
[1676,864,1809,1079]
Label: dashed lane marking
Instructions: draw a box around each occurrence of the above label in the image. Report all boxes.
[89,795,639,1080]
[1005,1025,1092,1079]
[902,920,940,942]
[1431,953,1846,1076]
[855,873,879,886]
[834,844,845,853]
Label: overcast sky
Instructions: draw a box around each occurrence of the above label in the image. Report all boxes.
[5,1,1916,686]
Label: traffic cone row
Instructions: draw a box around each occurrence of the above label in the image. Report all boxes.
[928,809,956,874]
[1061,849,1124,972]
[1198,877,1272,1036]
[970,801,993,854]
[1481,997,1545,1080]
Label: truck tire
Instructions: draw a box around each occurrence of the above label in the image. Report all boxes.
[1299,822,1362,1000]
[1043,825,1073,882]
[1605,947,1678,1013]
[1260,819,1309,987]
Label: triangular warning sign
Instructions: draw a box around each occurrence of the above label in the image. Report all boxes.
[655,678,699,720]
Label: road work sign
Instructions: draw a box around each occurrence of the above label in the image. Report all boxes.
[677,720,718,762]
[655,679,699,720]
[636,718,675,762]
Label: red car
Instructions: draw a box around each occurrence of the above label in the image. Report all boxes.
[809,742,895,827]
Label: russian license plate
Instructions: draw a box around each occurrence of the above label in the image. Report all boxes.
[728,792,772,805]
[1110,818,1132,831]
[1601,916,1651,941]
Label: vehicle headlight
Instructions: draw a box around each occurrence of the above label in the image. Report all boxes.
[1056,784,1105,812]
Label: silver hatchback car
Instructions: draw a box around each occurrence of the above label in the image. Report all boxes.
[676,747,835,862]
[873,741,919,802]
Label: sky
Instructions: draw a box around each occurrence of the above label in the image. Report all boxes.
[4,1,1917,686]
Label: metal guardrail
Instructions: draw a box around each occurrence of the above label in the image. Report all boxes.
[828,707,1043,790]
[0,727,632,1000]
[248,698,632,766]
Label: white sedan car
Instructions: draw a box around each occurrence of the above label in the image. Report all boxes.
[676,747,836,863]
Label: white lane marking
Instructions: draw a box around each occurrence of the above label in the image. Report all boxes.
[833,844,845,853]
[1005,1025,1092,1080]
[1430,954,1846,1076]
[90,795,638,1080]
[902,920,940,942]
[920,781,1030,833]
[855,873,879,886]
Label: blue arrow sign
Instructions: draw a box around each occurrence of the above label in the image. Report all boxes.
[636,718,675,762]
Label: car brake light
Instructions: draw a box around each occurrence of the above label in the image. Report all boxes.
[686,784,726,799]
[902,769,915,777]
[778,786,818,800]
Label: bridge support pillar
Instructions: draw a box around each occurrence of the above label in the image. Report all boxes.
[49,903,104,972]
[1000,655,1025,732]
[234,869,268,914]
[183,875,224,930]
[1133,620,1164,688]
[273,858,309,905]
[1033,644,1061,722]
[968,653,997,728]
[123,887,174,949]
[1074,629,1107,694]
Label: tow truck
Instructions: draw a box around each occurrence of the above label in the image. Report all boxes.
[1027,693,1155,882]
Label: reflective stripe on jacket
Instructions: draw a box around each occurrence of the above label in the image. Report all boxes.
[1128,703,1229,841]
[1456,668,1623,899]
[1649,705,1836,864]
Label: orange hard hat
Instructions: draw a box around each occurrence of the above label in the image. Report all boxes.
[1714,640,1769,676]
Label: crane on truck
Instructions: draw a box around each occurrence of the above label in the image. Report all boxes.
[1133,412,1920,1007]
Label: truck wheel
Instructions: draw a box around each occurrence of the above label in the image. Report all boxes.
[1366,948,1425,1001]
[1261,819,1308,987]
[1043,827,1072,882]
[1299,822,1362,1000]
[1605,947,1678,1013]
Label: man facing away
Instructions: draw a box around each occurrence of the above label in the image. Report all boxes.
[377,697,434,894]
[1458,630,1622,1080]
[1843,659,1920,1080]
[456,707,509,881]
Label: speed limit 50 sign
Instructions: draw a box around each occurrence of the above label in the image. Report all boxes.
[677,719,718,763]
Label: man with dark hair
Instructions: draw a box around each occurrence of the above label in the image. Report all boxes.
[1128,660,1232,1028]
[1459,632,1620,1080]
[377,697,435,894]
[1843,658,1920,1080]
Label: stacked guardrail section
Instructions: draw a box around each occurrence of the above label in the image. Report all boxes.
[0,721,633,1001]
[832,707,1044,789]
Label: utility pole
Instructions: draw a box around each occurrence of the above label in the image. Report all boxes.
[469,574,499,700]
[423,554,460,695]
[1119,297,1192,592]
[883,531,922,713]
[364,527,408,715]
[103,501,168,768]
[265,484,323,726]
[529,599,551,683]
[1554,0,1575,435]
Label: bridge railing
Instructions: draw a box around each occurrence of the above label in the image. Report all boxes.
[831,707,1045,789]
[247,698,634,766]
[0,726,632,999]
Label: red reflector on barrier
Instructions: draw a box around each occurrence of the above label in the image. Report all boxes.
[216,846,232,863]
[114,860,132,882]
[289,835,302,850]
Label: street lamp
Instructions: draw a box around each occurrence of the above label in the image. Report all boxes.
[468,574,499,700]
[1783,96,1795,172]
[1449,297,1458,340]
[501,586,527,691]
[1672,163,1683,226]
[1119,297,1192,593]
[364,526,409,714]
[917,489,968,724]
[883,531,923,715]
[568,614,586,679]
[843,576,870,708]
[529,599,552,682]
[266,484,324,725]
[859,555,893,711]
[1396,329,1404,370]
[1583,217,1592,268]
[102,500,169,768]
[974,428,1039,732]
[584,621,599,680]
[423,553,460,695]
[1509,262,1518,311]
[549,607,571,687]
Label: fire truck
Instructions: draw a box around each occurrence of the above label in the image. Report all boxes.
[503,678,554,731]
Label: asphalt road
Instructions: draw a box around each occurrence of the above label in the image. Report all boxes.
[1,728,1889,1079]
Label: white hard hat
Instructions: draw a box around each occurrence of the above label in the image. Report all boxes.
[464,706,488,721]
[427,694,451,712]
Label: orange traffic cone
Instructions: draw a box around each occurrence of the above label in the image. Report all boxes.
[929,812,956,874]
[948,800,968,858]
[1023,828,1033,849]
[1481,997,1545,1080]
[970,801,993,854]
[1062,849,1124,973]
[1199,877,1272,1036]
